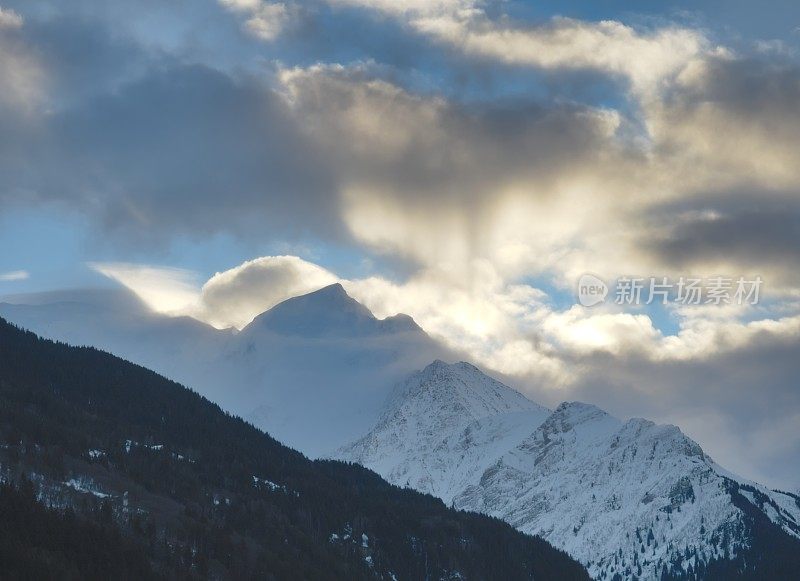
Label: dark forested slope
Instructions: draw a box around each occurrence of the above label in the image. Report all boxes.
[0,318,588,580]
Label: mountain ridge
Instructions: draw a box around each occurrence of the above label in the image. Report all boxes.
[337,360,800,580]
[243,283,424,338]
[0,285,448,457]
[338,359,551,503]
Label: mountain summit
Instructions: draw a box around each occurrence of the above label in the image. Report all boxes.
[244,283,422,338]
[338,360,550,502]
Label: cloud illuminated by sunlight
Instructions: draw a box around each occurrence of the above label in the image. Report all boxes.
[90,254,800,392]
[89,262,200,315]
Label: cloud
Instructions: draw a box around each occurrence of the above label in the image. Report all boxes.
[0,270,29,281]
[646,203,800,289]
[4,6,799,295]
[0,57,338,245]
[645,54,800,192]
[197,255,338,328]
[218,0,291,41]
[327,1,712,97]
[89,262,199,315]
[285,6,800,298]
[327,0,479,18]
[413,16,711,97]
[90,251,800,384]
[0,7,21,29]
[280,51,800,295]
[0,18,44,113]
[91,256,339,329]
[278,63,638,281]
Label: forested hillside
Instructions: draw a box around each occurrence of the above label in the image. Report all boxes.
[0,318,588,580]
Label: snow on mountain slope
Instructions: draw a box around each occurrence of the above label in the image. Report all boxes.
[337,360,550,499]
[0,284,450,457]
[338,367,800,580]
[456,402,735,579]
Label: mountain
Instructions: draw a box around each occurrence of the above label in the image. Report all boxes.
[336,362,800,580]
[0,288,231,399]
[245,283,421,338]
[226,284,450,455]
[0,285,451,457]
[6,285,800,578]
[0,316,589,580]
[339,360,550,500]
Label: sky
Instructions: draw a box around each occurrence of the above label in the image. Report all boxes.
[1,0,800,489]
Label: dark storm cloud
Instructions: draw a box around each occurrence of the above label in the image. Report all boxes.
[654,52,800,161]
[646,199,800,276]
[20,16,151,105]
[663,53,800,117]
[639,53,800,287]
[49,64,337,241]
[0,14,340,246]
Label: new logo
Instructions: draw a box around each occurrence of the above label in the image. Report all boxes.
[577,274,608,307]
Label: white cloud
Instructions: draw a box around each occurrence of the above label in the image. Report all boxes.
[0,7,22,29]
[218,0,290,41]
[91,256,338,329]
[196,255,338,328]
[0,19,45,112]
[277,51,800,297]
[541,307,662,356]
[327,0,479,18]
[325,1,712,98]
[278,63,644,284]
[89,262,200,315]
[98,53,797,380]
[644,56,800,193]
[414,16,710,97]
[0,269,29,281]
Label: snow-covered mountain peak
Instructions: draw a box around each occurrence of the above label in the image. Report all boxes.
[337,360,550,498]
[242,283,424,339]
[243,283,373,337]
[314,281,347,296]
[390,359,547,420]
[378,312,422,333]
[549,401,614,427]
[616,417,705,459]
